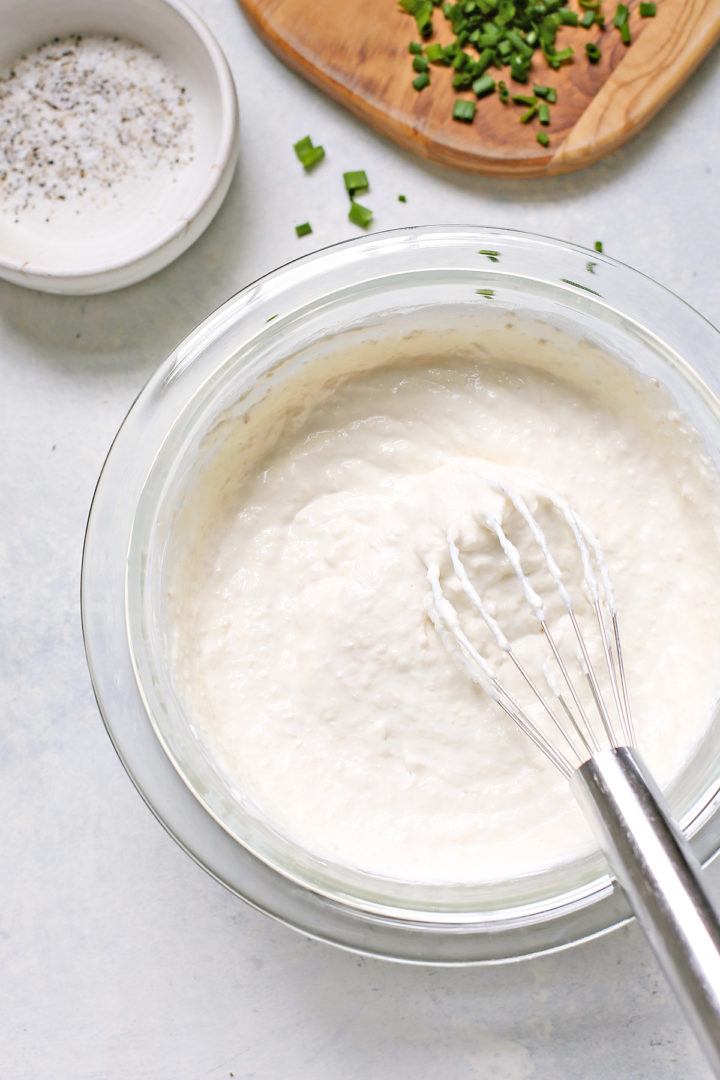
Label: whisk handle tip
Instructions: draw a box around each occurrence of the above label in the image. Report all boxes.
[572,746,720,1076]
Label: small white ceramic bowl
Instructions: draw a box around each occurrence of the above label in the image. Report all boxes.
[0,0,239,294]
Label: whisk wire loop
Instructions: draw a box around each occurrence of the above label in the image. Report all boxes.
[427,482,635,776]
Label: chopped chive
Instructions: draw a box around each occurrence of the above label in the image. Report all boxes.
[475,288,495,298]
[295,222,312,237]
[561,278,601,296]
[453,70,474,88]
[293,135,313,157]
[348,200,373,228]
[536,130,550,147]
[398,0,435,36]
[398,194,407,202]
[343,170,369,196]
[512,93,537,106]
[505,29,533,57]
[639,1,656,13]
[546,45,574,68]
[452,99,476,122]
[425,42,447,62]
[510,53,530,81]
[472,73,496,97]
[301,146,325,169]
[586,261,597,273]
[265,314,279,322]
[594,240,603,252]
[478,249,500,262]
[399,0,641,145]
[293,136,325,170]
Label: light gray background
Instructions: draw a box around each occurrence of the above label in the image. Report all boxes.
[2,1,719,1076]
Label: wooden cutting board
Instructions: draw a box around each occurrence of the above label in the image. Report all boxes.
[238,0,720,176]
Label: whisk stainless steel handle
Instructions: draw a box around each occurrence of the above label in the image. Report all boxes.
[428,479,720,1075]
[572,746,720,1076]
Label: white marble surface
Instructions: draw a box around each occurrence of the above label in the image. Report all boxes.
[2,1,720,1076]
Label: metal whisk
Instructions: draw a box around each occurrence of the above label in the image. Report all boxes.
[427,482,720,1074]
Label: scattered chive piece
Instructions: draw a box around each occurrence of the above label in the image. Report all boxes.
[585,41,602,62]
[561,277,601,296]
[409,40,423,53]
[300,146,325,169]
[512,93,536,106]
[478,249,500,262]
[533,85,554,100]
[398,194,407,202]
[594,240,603,252]
[639,1,656,14]
[293,136,325,170]
[412,71,430,90]
[620,20,631,42]
[265,314,279,322]
[536,130,550,147]
[348,200,373,228]
[586,261,597,273]
[295,222,312,237]
[472,73,496,97]
[412,54,429,72]
[519,104,537,123]
[452,99,476,122]
[613,3,629,26]
[498,80,510,104]
[580,9,597,26]
[343,170,369,197]
[293,135,313,157]
[558,7,579,24]
[475,288,495,298]
[538,101,550,124]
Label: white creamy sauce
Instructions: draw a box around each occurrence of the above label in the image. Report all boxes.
[167,317,720,883]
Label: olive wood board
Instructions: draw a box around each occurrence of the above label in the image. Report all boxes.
[238,0,720,176]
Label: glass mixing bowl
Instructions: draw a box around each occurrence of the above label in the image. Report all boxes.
[81,225,720,963]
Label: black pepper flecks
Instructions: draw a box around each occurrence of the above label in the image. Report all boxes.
[0,34,195,221]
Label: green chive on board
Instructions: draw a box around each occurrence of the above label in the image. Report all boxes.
[237,0,720,176]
